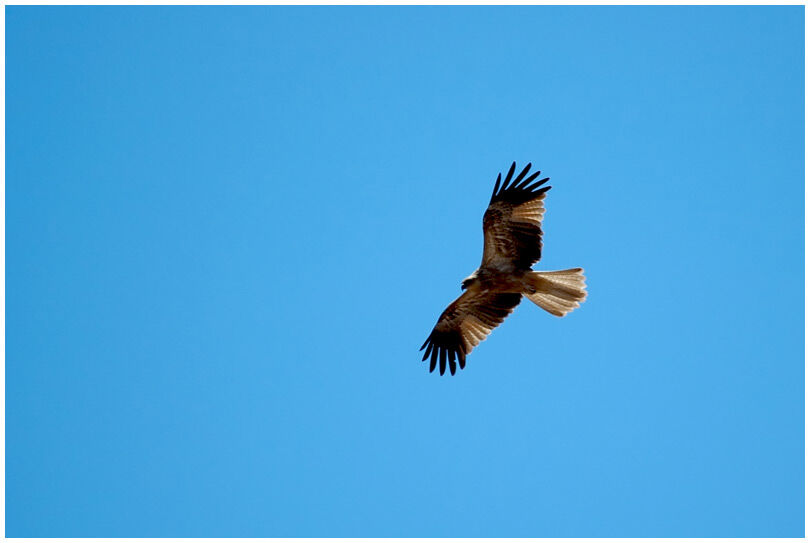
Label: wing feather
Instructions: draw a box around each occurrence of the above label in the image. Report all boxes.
[419,290,522,375]
[481,162,551,271]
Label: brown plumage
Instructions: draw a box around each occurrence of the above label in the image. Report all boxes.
[420,162,587,376]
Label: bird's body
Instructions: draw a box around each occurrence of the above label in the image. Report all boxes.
[463,268,531,294]
[420,162,587,376]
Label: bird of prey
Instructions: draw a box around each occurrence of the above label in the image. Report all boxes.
[419,162,587,376]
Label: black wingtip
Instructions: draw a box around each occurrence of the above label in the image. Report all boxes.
[524,176,550,192]
[503,162,517,188]
[519,171,541,187]
[513,162,532,186]
[489,163,551,205]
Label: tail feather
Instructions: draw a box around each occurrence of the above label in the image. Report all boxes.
[523,268,587,317]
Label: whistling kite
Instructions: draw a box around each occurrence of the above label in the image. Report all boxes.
[420,162,587,375]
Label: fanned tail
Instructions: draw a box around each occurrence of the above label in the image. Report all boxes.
[523,268,587,317]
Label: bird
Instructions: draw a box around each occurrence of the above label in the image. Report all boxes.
[419,162,587,376]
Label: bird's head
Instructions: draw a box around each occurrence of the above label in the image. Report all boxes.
[461,271,478,291]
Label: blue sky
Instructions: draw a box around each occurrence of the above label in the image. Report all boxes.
[6,6,804,537]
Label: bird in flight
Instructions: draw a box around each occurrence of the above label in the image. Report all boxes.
[420,162,587,376]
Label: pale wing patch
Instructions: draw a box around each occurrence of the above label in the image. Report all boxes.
[459,315,495,353]
[510,196,546,226]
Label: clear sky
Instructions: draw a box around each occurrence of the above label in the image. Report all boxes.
[6,6,804,537]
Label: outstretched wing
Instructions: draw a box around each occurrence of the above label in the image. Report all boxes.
[419,290,522,376]
[481,162,551,271]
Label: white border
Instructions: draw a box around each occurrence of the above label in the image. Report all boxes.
[1,2,806,542]
[804,4,810,539]
[2,2,7,540]
[2,0,808,5]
